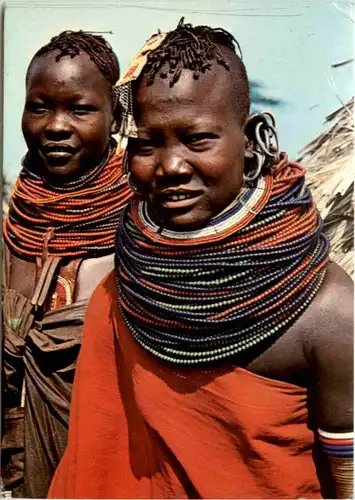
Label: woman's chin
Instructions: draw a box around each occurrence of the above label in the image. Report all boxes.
[149,206,210,232]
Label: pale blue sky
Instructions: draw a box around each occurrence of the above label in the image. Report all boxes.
[3,0,354,182]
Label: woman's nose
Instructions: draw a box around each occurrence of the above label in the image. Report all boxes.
[156,150,193,177]
[44,111,72,138]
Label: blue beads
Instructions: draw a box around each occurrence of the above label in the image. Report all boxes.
[115,172,329,365]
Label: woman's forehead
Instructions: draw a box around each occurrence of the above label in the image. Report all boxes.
[135,65,242,126]
[26,52,103,89]
[138,65,233,104]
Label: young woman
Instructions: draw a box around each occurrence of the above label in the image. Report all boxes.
[49,22,353,499]
[2,30,132,497]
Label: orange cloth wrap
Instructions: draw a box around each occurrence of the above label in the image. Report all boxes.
[49,271,322,499]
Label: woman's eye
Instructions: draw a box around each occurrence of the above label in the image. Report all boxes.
[131,138,155,155]
[71,105,97,116]
[25,103,48,114]
[186,133,217,147]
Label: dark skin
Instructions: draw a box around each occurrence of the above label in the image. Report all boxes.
[130,64,245,231]
[23,51,113,180]
[130,60,353,442]
[9,51,117,303]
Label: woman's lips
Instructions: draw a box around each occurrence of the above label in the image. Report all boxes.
[41,145,78,163]
[156,190,203,209]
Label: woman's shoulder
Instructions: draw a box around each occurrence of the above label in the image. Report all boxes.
[80,270,119,349]
[304,261,353,347]
[301,261,353,386]
[75,253,115,302]
[89,269,118,306]
[85,269,122,329]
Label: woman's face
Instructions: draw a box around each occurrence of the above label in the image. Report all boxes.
[129,64,246,231]
[22,51,114,180]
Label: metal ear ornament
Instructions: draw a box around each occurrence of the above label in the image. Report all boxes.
[244,112,280,183]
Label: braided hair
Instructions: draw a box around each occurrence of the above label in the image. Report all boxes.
[27,30,120,86]
[140,18,250,123]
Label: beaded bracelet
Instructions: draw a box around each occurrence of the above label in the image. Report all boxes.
[319,429,354,499]
[318,429,354,458]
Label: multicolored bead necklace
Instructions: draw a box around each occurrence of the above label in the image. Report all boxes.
[116,154,330,365]
[4,139,132,260]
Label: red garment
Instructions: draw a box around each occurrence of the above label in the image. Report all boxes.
[49,271,322,499]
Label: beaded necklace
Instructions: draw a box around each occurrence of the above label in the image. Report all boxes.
[4,139,132,260]
[115,155,329,365]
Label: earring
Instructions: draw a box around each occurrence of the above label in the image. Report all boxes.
[243,112,280,183]
[243,151,264,182]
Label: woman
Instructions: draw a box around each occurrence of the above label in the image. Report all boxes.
[2,30,132,497]
[49,21,353,499]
